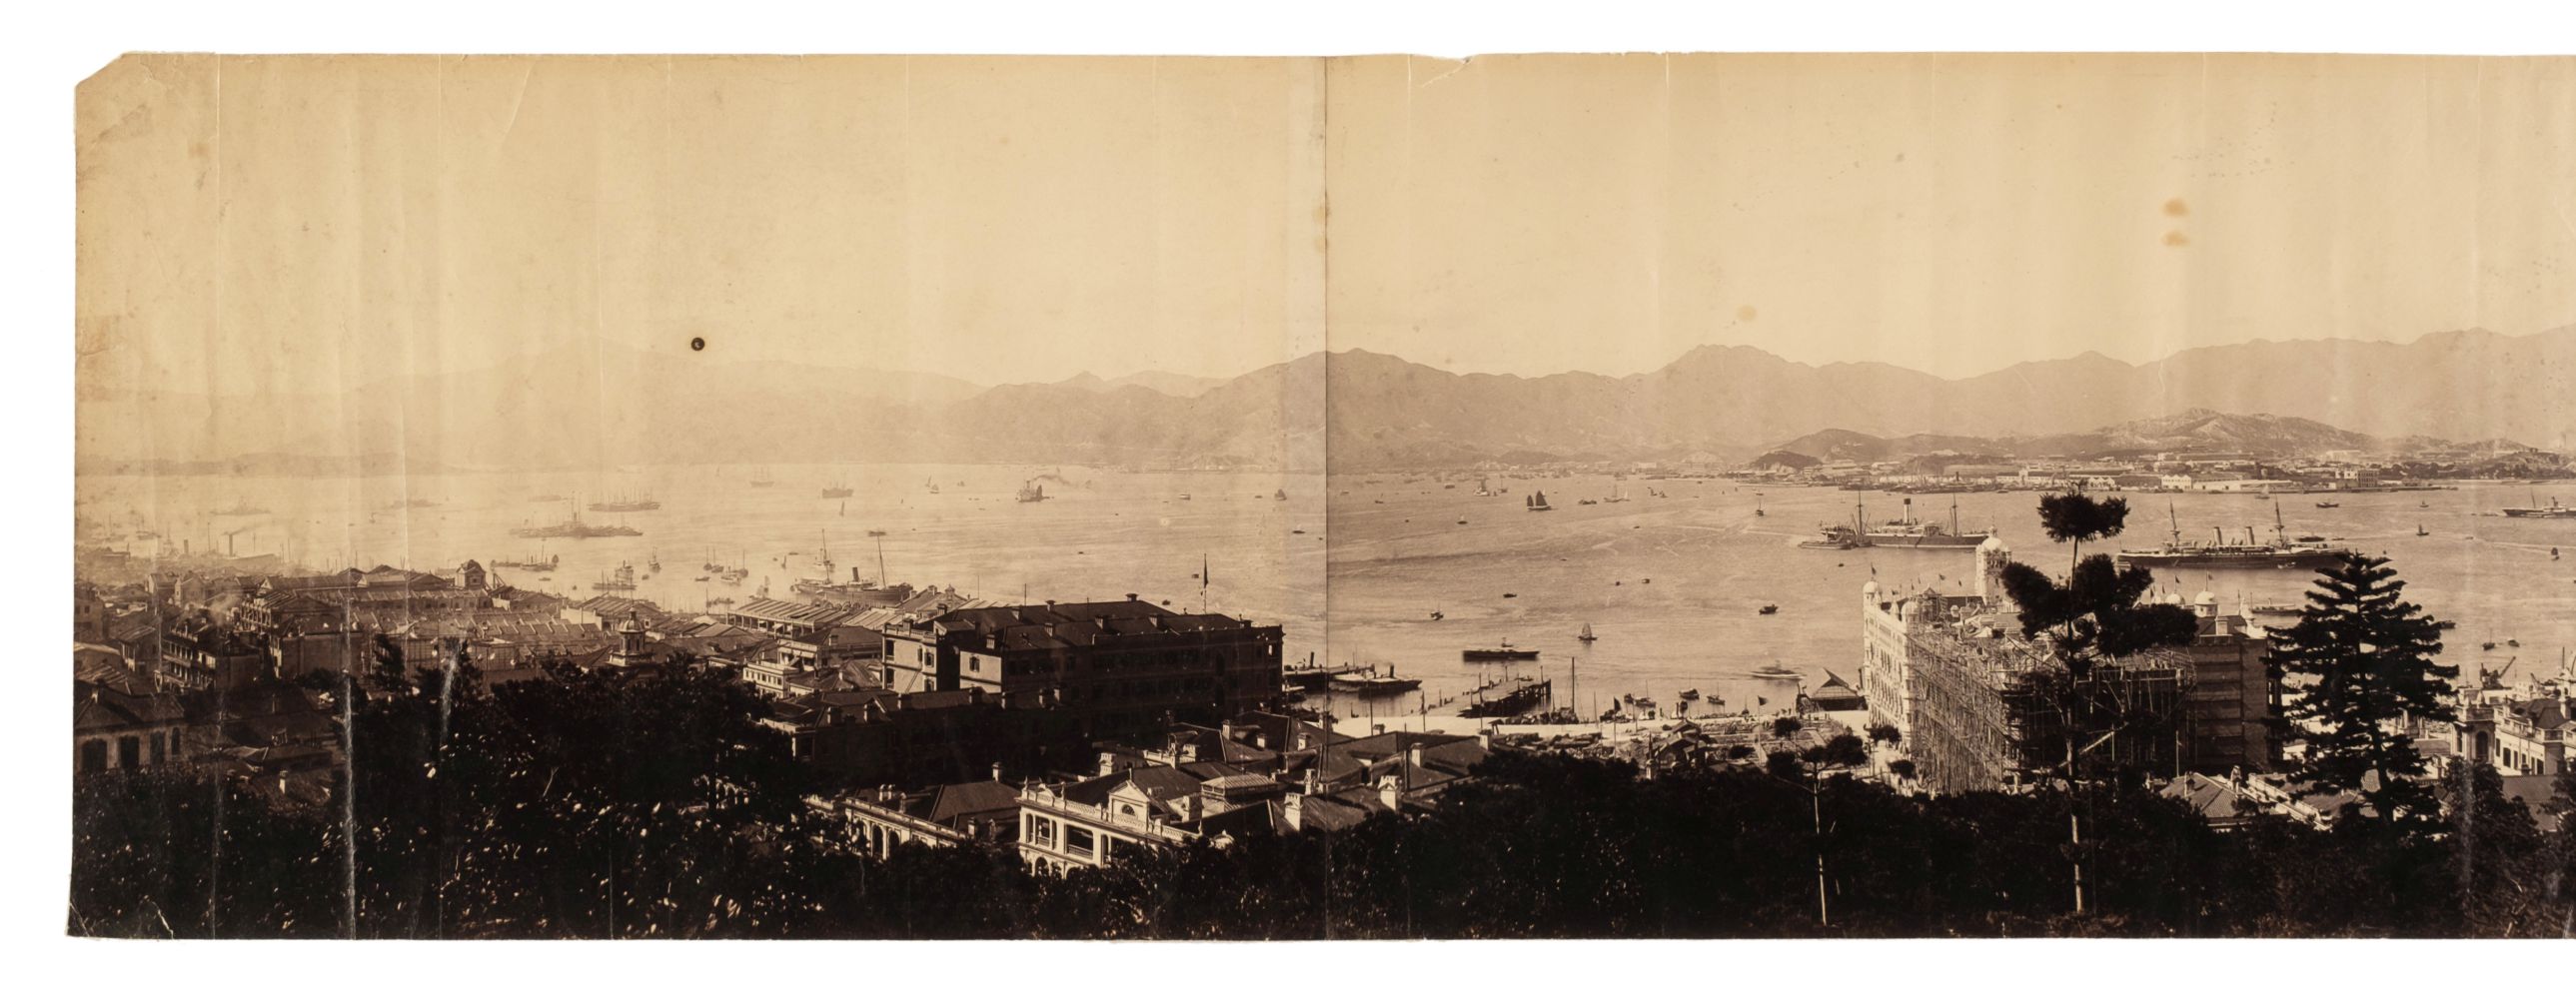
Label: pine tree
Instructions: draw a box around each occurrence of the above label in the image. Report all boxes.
[2269,552,2456,831]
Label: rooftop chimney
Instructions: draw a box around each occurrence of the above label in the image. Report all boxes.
[992,762,1004,783]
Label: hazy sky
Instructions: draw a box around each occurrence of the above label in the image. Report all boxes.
[77,54,2576,396]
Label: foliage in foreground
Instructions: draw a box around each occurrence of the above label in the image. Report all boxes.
[72,673,2576,938]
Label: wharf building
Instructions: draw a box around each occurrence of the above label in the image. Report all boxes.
[1861,537,2274,794]
[720,597,884,696]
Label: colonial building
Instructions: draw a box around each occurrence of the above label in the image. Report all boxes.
[2453,662,2573,777]
[879,596,1284,730]
[1015,759,1292,875]
[824,776,1022,857]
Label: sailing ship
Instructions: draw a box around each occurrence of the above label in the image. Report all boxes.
[1577,622,1597,642]
[592,562,639,591]
[748,467,775,488]
[1463,641,1541,661]
[1526,490,1554,511]
[820,483,854,499]
[1274,489,1288,500]
[1754,493,1765,516]
[1016,481,1048,502]
[2113,500,2349,570]
[493,552,559,571]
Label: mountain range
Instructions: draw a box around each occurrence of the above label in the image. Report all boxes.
[1757,410,2503,470]
[74,328,2574,475]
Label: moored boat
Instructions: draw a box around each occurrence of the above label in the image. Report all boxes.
[1328,663,1422,695]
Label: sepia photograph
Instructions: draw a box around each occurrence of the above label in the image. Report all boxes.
[60,37,2576,946]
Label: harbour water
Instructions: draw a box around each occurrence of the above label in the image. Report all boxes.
[1326,475,2576,720]
[74,464,1329,660]
[74,467,2574,722]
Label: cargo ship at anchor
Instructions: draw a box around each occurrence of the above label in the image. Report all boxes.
[2114,500,2350,570]
[1863,497,1993,547]
[1462,642,1541,661]
[589,493,662,512]
[2501,492,2575,518]
[511,512,642,539]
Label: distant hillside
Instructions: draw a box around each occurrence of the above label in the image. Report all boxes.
[1751,410,2511,469]
[1045,370,1229,399]
[1321,328,2573,471]
[77,328,2574,475]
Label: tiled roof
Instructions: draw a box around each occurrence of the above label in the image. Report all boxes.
[926,780,1022,823]
[574,595,664,617]
[730,597,855,627]
[927,600,1261,651]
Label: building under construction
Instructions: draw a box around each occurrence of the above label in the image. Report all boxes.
[1903,609,2192,795]
[1859,536,2229,796]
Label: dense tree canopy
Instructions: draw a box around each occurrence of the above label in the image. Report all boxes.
[2270,552,2458,833]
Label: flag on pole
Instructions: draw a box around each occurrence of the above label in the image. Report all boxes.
[1202,553,1210,590]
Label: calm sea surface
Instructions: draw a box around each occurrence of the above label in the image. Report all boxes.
[74,468,2575,720]
[74,464,1329,659]
[1324,475,2576,719]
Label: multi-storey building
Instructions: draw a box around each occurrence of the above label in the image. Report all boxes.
[1861,537,2240,794]
[1014,759,1292,875]
[2178,598,2277,773]
[722,597,880,696]
[157,609,272,690]
[880,596,1284,731]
